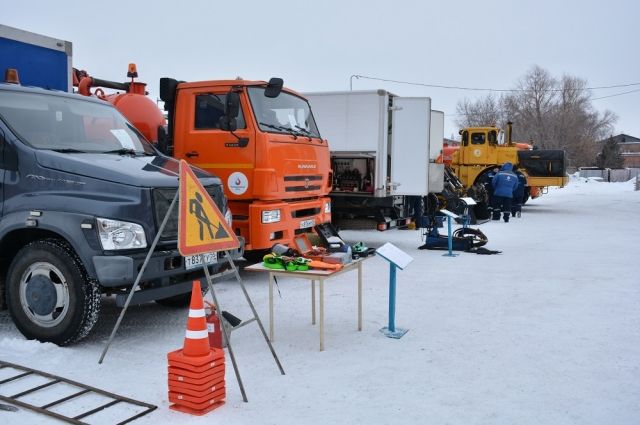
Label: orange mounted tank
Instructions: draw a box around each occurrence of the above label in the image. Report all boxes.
[74,65,165,143]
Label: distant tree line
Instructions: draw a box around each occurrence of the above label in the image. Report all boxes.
[455,66,617,167]
[596,136,624,168]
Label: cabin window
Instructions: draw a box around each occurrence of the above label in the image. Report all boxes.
[194,93,246,130]
[471,132,485,145]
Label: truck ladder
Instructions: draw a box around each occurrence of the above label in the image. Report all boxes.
[0,360,156,424]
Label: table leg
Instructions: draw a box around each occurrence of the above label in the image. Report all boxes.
[319,278,324,351]
[311,280,316,325]
[358,261,363,331]
[269,272,274,342]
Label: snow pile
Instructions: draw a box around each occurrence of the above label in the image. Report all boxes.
[0,182,639,425]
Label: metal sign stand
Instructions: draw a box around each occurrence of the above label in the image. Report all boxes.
[440,209,459,257]
[100,160,284,403]
[375,243,413,339]
[99,191,179,364]
[201,252,285,403]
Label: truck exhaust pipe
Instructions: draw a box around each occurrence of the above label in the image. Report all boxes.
[506,121,513,146]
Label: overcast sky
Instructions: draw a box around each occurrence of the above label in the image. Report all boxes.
[4,0,638,140]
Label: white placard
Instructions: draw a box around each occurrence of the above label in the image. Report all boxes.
[375,242,413,270]
[287,114,298,128]
[460,197,477,206]
[110,129,135,149]
[440,209,459,219]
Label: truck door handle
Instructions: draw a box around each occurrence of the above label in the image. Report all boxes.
[185,151,199,158]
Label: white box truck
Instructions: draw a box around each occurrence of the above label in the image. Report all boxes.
[305,90,444,230]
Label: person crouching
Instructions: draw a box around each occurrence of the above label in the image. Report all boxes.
[491,162,519,222]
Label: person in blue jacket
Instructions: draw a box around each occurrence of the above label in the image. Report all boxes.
[491,162,519,222]
[511,164,526,217]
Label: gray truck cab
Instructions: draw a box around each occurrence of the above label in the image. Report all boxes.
[0,82,243,345]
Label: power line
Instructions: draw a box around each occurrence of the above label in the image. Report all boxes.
[591,88,640,100]
[351,74,640,93]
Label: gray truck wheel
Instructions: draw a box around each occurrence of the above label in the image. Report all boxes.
[6,239,100,345]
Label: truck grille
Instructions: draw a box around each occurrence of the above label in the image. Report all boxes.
[284,174,323,192]
[153,185,226,240]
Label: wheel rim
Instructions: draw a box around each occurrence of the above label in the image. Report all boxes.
[19,262,70,328]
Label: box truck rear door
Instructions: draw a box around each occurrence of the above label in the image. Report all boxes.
[390,97,431,195]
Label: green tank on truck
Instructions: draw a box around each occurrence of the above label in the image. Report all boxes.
[0,81,243,345]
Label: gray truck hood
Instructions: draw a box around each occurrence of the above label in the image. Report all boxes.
[34,151,221,187]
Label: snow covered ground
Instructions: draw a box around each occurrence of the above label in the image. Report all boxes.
[1,176,639,425]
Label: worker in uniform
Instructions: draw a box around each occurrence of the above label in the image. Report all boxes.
[511,164,526,217]
[484,166,500,218]
[491,162,519,222]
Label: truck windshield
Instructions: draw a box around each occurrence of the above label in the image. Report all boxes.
[248,87,321,139]
[0,90,155,155]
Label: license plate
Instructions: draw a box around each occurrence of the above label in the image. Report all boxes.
[299,219,315,229]
[184,252,217,270]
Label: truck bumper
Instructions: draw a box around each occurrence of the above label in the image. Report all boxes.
[231,197,331,251]
[93,237,244,288]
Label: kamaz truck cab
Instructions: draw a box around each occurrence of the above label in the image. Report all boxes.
[159,77,332,258]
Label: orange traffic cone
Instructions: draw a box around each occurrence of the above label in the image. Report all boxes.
[182,280,210,357]
[167,280,226,415]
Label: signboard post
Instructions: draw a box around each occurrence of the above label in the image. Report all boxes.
[440,209,459,257]
[375,242,413,339]
[459,197,476,228]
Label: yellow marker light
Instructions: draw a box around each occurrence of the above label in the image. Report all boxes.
[127,63,138,78]
[4,68,20,84]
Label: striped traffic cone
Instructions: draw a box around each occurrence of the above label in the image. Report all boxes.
[168,280,226,415]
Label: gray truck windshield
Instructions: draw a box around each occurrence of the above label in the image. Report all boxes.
[248,87,321,139]
[0,90,155,155]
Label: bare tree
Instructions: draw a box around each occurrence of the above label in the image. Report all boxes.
[455,66,617,167]
[455,94,504,128]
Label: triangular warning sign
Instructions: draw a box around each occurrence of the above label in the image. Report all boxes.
[178,160,240,256]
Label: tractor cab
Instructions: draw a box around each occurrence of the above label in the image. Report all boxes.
[457,126,518,167]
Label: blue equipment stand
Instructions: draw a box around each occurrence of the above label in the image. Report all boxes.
[375,242,413,339]
[443,215,459,257]
[380,263,409,338]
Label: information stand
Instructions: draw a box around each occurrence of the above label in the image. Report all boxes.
[440,209,459,257]
[375,243,413,339]
[459,197,477,228]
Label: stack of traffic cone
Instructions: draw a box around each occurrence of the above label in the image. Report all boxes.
[167,280,226,415]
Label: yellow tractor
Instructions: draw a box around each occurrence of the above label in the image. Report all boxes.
[443,122,568,206]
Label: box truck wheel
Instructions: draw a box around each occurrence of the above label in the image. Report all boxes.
[6,239,100,345]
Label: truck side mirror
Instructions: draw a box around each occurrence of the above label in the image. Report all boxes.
[218,116,238,132]
[264,77,283,98]
[219,91,240,132]
[159,77,178,106]
[0,130,19,172]
[157,125,169,154]
[225,91,240,119]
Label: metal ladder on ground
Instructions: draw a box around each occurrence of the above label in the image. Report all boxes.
[0,360,156,424]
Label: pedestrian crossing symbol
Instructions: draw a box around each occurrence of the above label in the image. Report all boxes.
[178,160,240,256]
